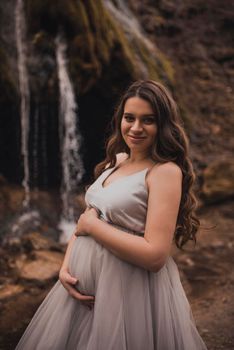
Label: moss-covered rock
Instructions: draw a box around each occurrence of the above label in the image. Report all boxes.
[23,0,174,93]
[24,0,137,93]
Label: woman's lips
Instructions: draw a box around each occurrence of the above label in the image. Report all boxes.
[128,135,146,143]
[128,135,146,140]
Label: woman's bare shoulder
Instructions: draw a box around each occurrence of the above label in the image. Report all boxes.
[147,161,182,186]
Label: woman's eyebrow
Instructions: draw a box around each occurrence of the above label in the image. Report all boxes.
[123,112,155,117]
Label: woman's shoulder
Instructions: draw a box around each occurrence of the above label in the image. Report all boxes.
[147,161,182,185]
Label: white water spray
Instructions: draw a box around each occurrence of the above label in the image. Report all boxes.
[15,0,30,208]
[55,35,84,242]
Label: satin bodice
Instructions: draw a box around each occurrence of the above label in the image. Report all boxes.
[85,166,149,235]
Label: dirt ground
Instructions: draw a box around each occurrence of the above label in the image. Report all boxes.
[0,201,233,350]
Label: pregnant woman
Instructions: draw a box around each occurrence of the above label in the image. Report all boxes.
[16,80,207,349]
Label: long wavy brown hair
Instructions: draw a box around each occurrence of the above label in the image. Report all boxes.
[94,80,200,249]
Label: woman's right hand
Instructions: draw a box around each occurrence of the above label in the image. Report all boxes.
[59,268,95,309]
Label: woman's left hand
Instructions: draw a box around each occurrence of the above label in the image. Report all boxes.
[74,207,99,237]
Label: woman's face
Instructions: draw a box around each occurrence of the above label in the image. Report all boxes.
[120,96,157,154]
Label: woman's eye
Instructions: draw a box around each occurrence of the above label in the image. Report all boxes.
[124,116,134,122]
[144,118,155,124]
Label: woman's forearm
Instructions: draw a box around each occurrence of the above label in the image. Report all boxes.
[60,233,77,271]
[87,218,164,272]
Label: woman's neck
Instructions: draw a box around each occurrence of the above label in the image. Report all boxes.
[127,151,151,163]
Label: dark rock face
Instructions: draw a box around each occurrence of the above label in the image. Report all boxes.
[202,158,234,204]
[27,34,61,188]
[128,0,234,161]
[0,0,21,183]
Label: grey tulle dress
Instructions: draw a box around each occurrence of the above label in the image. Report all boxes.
[16,165,208,350]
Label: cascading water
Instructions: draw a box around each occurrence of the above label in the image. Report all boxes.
[11,0,42,242]
[14,11,84,242]
[103,0,158,77]
[104,0,155,52]
[55,35,84,243]
[15,0,30,208]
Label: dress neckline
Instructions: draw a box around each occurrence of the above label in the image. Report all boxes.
[101,165,149,189]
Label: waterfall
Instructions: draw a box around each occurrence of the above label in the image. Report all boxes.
[14,5,84,243]
[104,0,155,51]
[15,0,30,208]
[11,0,42,243]
[55,35,84,243]
[103,0,157,77]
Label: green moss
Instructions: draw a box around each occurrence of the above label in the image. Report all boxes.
[126,32,175,86]
[68,0,138,92]
[85,0,114,64]
[23,0,174,93]
[66,1,89,34]
[102,8,137,78]
[133,39,161,80]
[156,50,175,84]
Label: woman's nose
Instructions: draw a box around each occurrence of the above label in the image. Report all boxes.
[131,120,143,132]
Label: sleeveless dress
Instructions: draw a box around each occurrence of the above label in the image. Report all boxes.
[16,165,208,350]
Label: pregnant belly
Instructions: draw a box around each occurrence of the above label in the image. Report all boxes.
[68,236,101,296]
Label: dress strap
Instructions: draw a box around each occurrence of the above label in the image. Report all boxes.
[146,163,160,175]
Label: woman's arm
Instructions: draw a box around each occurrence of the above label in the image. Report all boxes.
[76,162,182,272]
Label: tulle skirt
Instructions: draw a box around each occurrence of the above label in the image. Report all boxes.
[16,236,207,349]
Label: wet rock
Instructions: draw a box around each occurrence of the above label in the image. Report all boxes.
[3,236,22,253]
[0,284,24,301]
[1,188,58,248]
[210,239,225,249]
[42,228,61,242]
[15,250,63,282]
[21,232,63,252]
[2,210,42,247]
[202,158,234,204]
